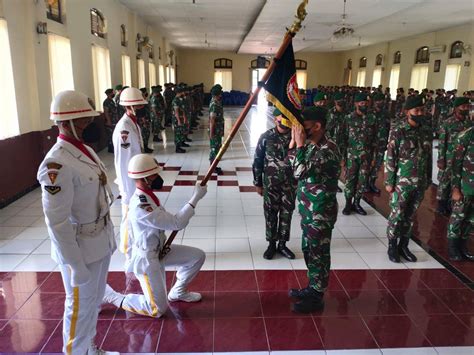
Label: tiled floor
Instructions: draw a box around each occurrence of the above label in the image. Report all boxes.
[0,105,472,354]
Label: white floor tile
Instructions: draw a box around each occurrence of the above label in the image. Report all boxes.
[331,238,356,253]
[216,225,248,238]
[338,226,376,239]
[435,346,474,355]
[336,215,365,227]
[0,239,43,254]
[15,207,45,217]
[253,255,293,270]
[216,215,245,227]
[187,216,217,227]
[0,226,26,240]
[32,239,51,254]
[358,252,408,269]
[216,238,250,253]
[382,347,437,355]
[181,238,216,253]
[331,252,369,269]
[0,254,27,271]
[348,238,388,253]
[403,251,444,269]
[183,226,216,239]
[14,254,57,271]
[1,215,38,227]
[215,252,253,270]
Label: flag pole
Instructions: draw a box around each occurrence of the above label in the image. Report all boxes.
[160,0,309,259]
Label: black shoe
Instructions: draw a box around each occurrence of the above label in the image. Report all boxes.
[153,135,162,142]
[215,167,224,176]
[388,239,401,263]
[186,135,193,140]
[292,296,325,314]
[263,241,277,260]
[448,239,463,261]
[289,287,323,300]
[277,241,295,259]
[342,198,352,215]
[368,179,381,194]
[459,239,474,261]
[398,237,417,262]
[436,200,450,216]
[108,145,114,153]
[159,125,165,131]
[352,199,367,215]
[175,147,186,153]
[181,142,190,147]
[144,146,154,153]
[337,186,342,193]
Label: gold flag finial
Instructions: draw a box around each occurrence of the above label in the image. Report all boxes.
[288,0,309,34]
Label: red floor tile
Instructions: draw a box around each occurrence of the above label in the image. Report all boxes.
[214,318,269,352]
[0,272,10,281]
[215,291,262,318]
[256,270,299,291]
[215,270,257,291]
[314,316,378,349]
[0,292,32,319]
[217,180,239,186]
[157,318,213,353]
[236,167,252,171]
[295,270,344,291]
[456,313,474,329]
[239,186,257,192]
[432,288,474,314]
[106,272,131,292]
[0,320,7,331]
[364,315,432,348]
[174,180,195,186]
[391,288,452,316]
[312,290,360,317]
[347,289,405,316]
[373,269,427,290]
[162,166,180,171]
[266,317,323,351]
[165,291,215,319]
[179,170,199,175]
[415,314,474,346]
[39,272,65,293]
[187,270,215,292]
[221,170,237,176]
[0,319,60,353]
[335,269,387,290]
[2,272,52,293]
[14,292,65,319]
[101,319,162,353]
[260,291,311,318]
[412,269,467,289]
[160,186,173,192]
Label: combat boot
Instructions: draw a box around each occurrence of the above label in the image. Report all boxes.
[436,200,450,216]
[342,198,352,215]
[175,146,186,153]
[292,294,325,313]
[185,136,193,142]
[215,167,224,175]
[263,241,277,260]
[289,286,323,300]
[181,142,190,148]
[153,134,162,142]
[277,241,295,259]
[398,237,417,262]
[448,239,462,261]
[352,198,367,215]
[368,178,380,194]
[388,239,400,263]
[144,145,154,153]
[459,239,474,261]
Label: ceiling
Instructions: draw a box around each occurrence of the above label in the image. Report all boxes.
[119,0,474,54]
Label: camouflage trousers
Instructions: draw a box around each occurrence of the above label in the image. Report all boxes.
[173,120,186,146]
[448,197,474,240]
[369,146,386,181]
[387,186,425,240]
[209,135,222,162]
[140,124,150,147]
[300,215,335,292]
[165,108,172,126]
[263,184,296,242]
[151,114,162,135]
[436,168,451,201]
[344,152,370,200]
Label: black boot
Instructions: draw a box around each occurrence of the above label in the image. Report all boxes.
[352,198,367,215]
[448,239,463,261]
[215,167,224,176]
[398,237,417,262]
[388,239,400,263]
[153,135,162,142]
[175,146,186,153]
[144,146,154,153]
[277,241,295,259]
[436,200,450,216]
[289,286,323,300]
[181,142,190,148]
[342,198,352,215]
[292,294,325,313]
[368,178,380,194]
[459,239,474,261]
[263,241,277,260]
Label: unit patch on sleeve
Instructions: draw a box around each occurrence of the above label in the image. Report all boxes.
[47,171,58,184]
[44,185,61,195]
[139,203,154,212]
[46,162,62,170]
[139,195,148,203]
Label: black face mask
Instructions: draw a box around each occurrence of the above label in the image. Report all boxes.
[82,121,100,143]
[276,121,290,131]
[459,110,470,118]
[410,115,424,126]
[135,107,147,118]
[358,106,368,113]
[149,175,164,191]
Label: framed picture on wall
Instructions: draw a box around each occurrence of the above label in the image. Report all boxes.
[434,60,441,72]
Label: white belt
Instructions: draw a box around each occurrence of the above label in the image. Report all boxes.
[76,214,110,237]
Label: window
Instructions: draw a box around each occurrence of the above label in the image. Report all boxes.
[45,0,62,23]
[91,45,111,110]
[372,68,382,87]
[295,59,307,70]
[415,46,430,64]
[158,64,165,87]
[410,65,429,91]
[444,64,461,90]
[296,70,307,90]
[251,58,270,69]
[90,8,106,38]
[121,55,131,87]
[169,67,175,83]
[149,62,157,90]
[137,59,146,88]
[375,54,383,66]
[450,41,463,59]
[214,58,232,69]
[214,69,232,91]
[48,34,74,97]
[120,24,127,47]
[389,66,400,98]
[356,69,366,86]
[0,19,19,139]
[393,51,401,64]
[359,57,367,68]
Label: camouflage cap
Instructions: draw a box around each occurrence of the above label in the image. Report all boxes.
[354,93,370,103]
[302,106,327,122]
[333,92,345,101]
[453,97,470,107]
[404,95,425,110]
[313,92,327,102]
[273,108,282,116]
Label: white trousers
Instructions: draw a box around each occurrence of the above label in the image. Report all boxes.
[119,203,132,266]
[59,254,111,355]
[121,245,205,318]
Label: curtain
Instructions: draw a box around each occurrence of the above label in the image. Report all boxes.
[121,55,131,87]
[159,64,165,86]
[48,33,74,97]
[214,69,232,91]
[149,62,157,90]
[389,66,400,98]
[91,44,111,111]
[356,69,366,87]
[137,59,146,89]
[444,64,461,90]
[372,68,382,87]
[169,67,175,83]
[296,70,307,90]
[410,65,428,92]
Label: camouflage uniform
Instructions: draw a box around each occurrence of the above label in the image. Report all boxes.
[395,94,405,116]
[385,120,432,241]
[369,107,391,181]
[103,97,118,151]
[164,87,175,126]
[150,93,164,135]
[288,136,341,292]
[172,95,186,147]
[139,102,151,148]
[436,114,473,202]
[253,128,296,242]
[209,96,224,162]
[326,107,348,161]
[344,111,377,201]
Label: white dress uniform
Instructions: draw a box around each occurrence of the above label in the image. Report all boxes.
[112,113,143,262]
[119,188,205,317]
[38,136,116,355]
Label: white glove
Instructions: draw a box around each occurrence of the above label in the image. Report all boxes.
[189,183,207,207]
[70,262,91,287]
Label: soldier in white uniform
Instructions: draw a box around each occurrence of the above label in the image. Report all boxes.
[112,87,146,266]
[37,91,117,355]
[103,154,207,317]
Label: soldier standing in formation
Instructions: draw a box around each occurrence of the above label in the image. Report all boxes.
[253,108,296,260]
[163,83,175,127]
[150,86,164,143]
[209,85,225,175]
[103,88,118,153]
[172,87,188,153]
[288,106,340,313]
[138,88,153,153]
[385,95,432,263]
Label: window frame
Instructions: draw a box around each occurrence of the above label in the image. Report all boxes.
[359,56,367,68]
[450,41,463,59]
[120,24,127,47]
[415,46,430,64]
[45,0,62,24]
[90,8,106,39]
[214,58,232,69]
[393,51,401,64]
[375,54,383,66]
[295,59,307,70]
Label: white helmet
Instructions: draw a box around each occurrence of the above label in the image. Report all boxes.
[128,154,162,179]
[50,90,99,121]
[119,87,148,106]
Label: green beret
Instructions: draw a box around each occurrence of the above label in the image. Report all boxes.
[273,108,282,116]
[334,92,345,101]
[313,92,327,102]
[104,88,114,95]
[302,106,328,122]
[373,93,385,102]
[355,93,370,103]
[404,95,425,110]
[139,87,147,93]
[453,97,470,107]
[114,84,123,91]
[152,86,161,93]
[211,87,222,96]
